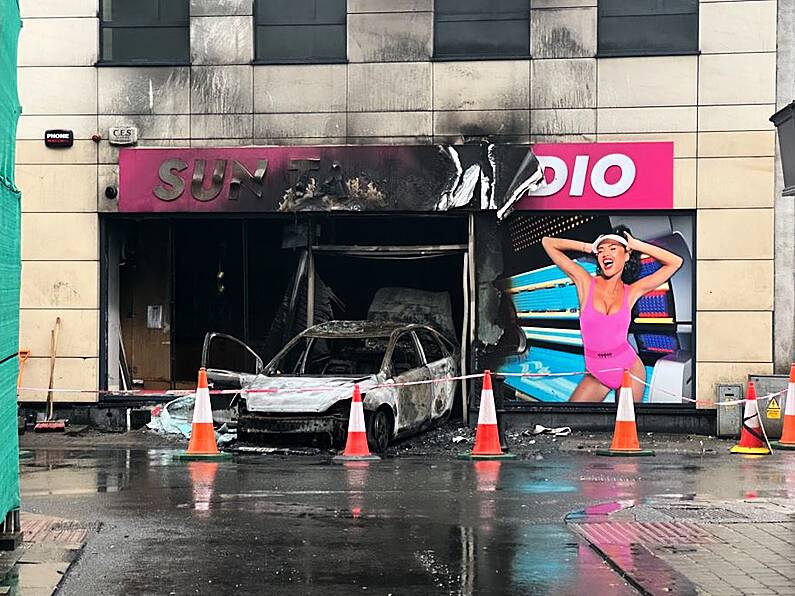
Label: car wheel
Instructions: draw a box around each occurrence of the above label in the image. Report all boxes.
[366,408,392,455]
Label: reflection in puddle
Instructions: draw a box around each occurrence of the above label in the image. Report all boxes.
[474,461,501,525]
[511,525,635,595]
[188,461,219,517]
[343,461,371,520]
[20,447,795,595]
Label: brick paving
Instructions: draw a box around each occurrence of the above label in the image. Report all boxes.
[0,513,90,595]
[568,498,795,596]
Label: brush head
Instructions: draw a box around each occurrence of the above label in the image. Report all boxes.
[33,420,66,432]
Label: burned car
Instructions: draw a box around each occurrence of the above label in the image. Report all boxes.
[206,321,458,452]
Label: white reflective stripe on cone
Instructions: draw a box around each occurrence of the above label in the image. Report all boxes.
[477,389,497,425]
[785,382,795,417]
[348,401,366,433]
[616,386,635,422]
[744,398,761,428]
[192,387,214,424]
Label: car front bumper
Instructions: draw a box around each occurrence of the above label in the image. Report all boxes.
[238,411,349,444]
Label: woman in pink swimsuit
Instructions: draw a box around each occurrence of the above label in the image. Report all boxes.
[542,226,683,402]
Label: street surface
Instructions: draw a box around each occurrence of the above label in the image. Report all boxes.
[11,435,795,595]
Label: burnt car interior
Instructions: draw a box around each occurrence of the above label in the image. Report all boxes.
[272,336,389,376]
[268,332,433,378]
[392,335,423,375]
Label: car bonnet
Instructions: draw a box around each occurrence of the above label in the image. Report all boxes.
[242,375,378,413]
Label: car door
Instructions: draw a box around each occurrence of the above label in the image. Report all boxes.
[388,331,433,433]
[415,328,457,421]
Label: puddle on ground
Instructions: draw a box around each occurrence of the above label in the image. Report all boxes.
[18,447,795,595]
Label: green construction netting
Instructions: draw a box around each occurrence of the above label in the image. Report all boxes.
[0,0,21,521]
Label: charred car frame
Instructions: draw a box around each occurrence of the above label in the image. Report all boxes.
[204,321,458,452]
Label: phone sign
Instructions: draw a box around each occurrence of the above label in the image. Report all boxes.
[44,129,74,148]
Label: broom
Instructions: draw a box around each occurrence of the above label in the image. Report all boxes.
[34,317,66,432]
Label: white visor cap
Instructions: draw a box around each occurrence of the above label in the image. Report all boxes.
[591,234,628,254]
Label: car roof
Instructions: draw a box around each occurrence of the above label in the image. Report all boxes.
[303,320,430,338]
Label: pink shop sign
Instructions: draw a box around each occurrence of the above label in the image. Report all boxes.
[515,142,674,210]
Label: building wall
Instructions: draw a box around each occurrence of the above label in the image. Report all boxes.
[16,0,781,406]
[775,0,795,374]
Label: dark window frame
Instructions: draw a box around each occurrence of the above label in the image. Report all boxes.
[415,329,447,364]
[97,0,191,67]
[597,0,700,58]
[433,0,531,62]
[386,331,425,376]
[253,0,348,65]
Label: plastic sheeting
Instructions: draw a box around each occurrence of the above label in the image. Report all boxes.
[147,396,194,438]
[0,1,22,521]
[147,395,237,445]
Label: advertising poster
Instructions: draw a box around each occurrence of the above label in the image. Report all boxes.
[493,213,694,405]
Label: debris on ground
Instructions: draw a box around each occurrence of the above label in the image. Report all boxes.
[21,416,737,458]
[64,425,89,436]
[386,422,735,459]
[146,394,236,445]
[529,424,572,437]
[387,422,581,458]
[232,445,323,456]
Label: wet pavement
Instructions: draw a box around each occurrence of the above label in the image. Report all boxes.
[12,442,795,595]
[568,495,795,596]
[0,512,88,595]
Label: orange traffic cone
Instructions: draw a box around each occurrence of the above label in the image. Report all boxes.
[333,385,380,462]
[458,371,516,460]
[730,381,770,455]
[175,368,231,461]
[597,371,655,457]
[774,364,795,450]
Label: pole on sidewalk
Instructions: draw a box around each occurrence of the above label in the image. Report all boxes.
[494,374,509,451]
[0,508,22,551]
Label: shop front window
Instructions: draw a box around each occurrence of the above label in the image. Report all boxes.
[99,0,190,65]
[598,0,699,57]
[254,0,347,64]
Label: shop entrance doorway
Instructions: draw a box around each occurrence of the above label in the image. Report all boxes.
[103,214,473,416]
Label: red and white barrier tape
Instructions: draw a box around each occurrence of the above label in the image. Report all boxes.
[18,368,781,407]
[628,372,786,407]
[16,370,596,396]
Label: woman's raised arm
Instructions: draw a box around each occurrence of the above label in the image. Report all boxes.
[541,236,593,293]
[626,234,684,302]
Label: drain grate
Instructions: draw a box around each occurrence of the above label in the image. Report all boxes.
[574,521,721,546]
[651,505,748,522]
[21,516,98,545]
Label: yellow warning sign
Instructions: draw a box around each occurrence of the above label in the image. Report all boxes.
[767,398,781,420]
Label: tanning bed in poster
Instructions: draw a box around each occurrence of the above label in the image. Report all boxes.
[499,345,654,403]
[506,260,598,320]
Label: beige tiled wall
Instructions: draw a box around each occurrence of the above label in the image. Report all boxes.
[15,0,778,405]
[17,3,101,402]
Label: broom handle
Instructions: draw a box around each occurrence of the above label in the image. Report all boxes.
[46,317,61,420]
